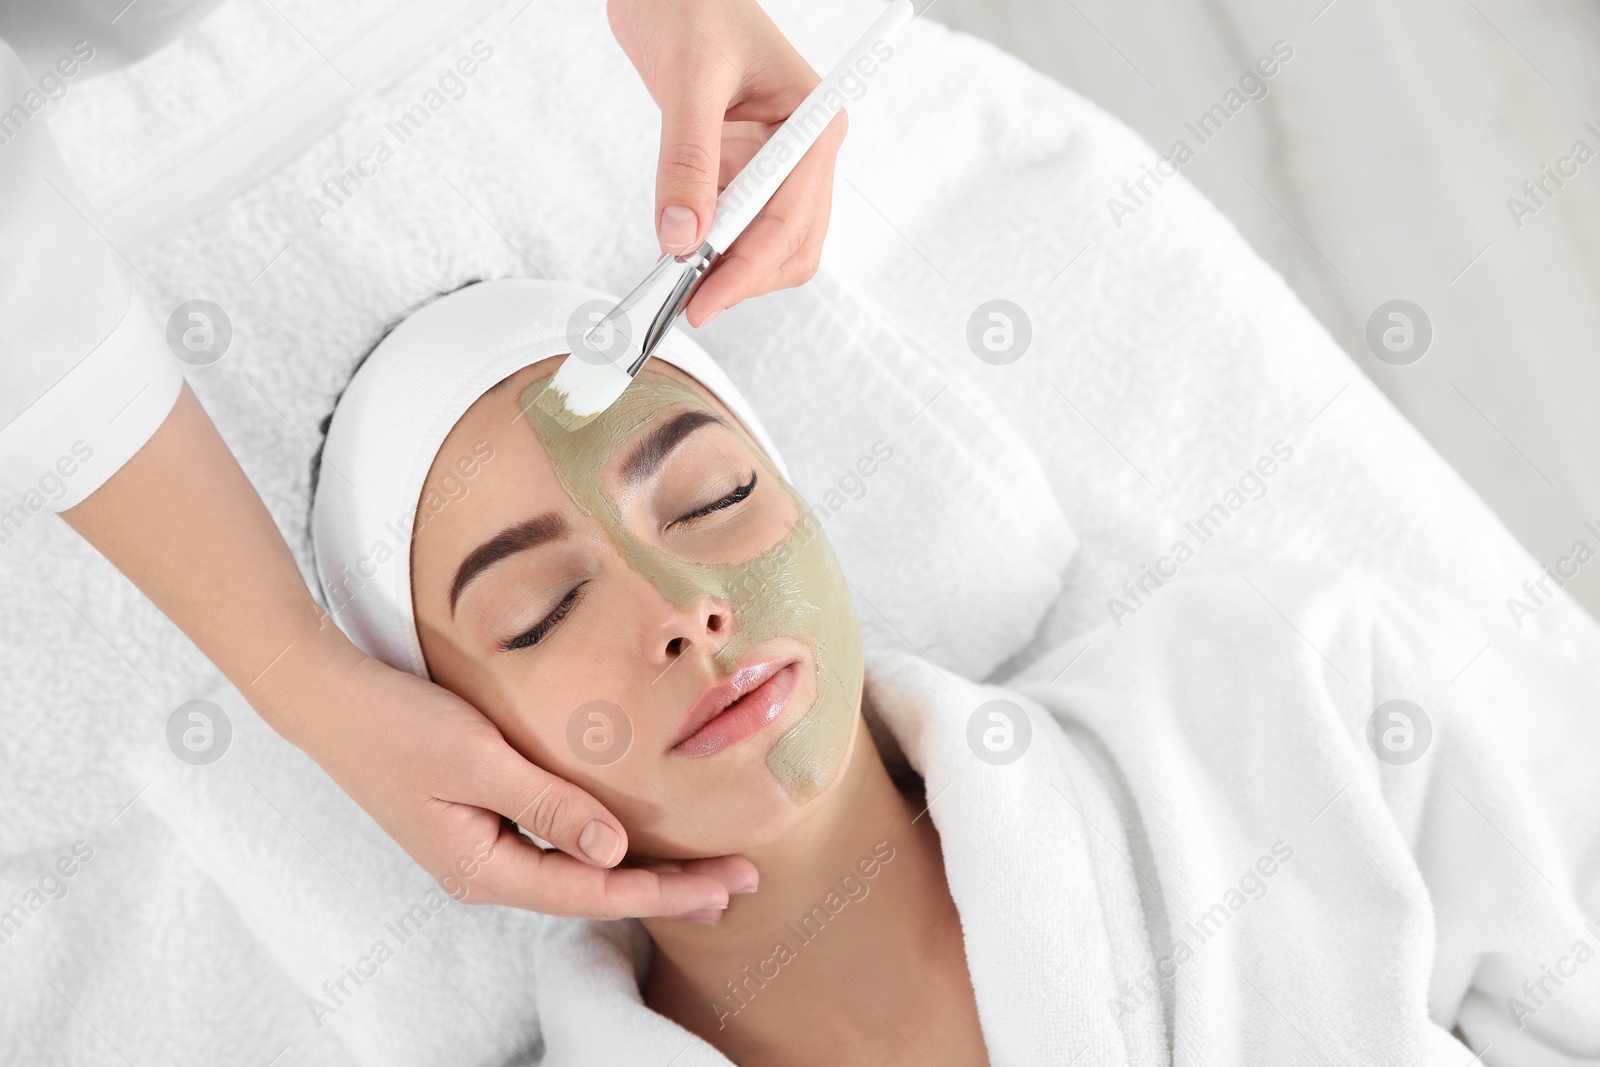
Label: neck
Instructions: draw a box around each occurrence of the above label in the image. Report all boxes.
[640,712,959,1057]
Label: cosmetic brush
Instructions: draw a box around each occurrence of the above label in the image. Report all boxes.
[535,0,915,431]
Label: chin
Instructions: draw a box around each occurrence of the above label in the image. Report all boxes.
[623,688,866,861]
[630,774,817,862]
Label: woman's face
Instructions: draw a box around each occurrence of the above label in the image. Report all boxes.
[411,358,864,861]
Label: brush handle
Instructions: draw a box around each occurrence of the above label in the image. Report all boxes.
[704,0,915,254]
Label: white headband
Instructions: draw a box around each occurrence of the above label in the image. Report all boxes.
[309,277,789,679]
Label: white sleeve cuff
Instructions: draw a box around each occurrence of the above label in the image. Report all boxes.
[0,291,184,515]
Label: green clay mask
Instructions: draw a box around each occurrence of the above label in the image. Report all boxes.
[520,372,864,803]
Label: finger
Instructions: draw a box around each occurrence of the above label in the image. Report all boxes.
[656,63,735,254]
[780,154,836,287]
[715,120,775,183]
[671,907,727,925]
[682,854,759,895]
[470,827,732,918]
[638,854,758,896]
[720,30,818,126]
[686,212,801,326]
[461,740,630,869]
[624,855,758,924]
[614,857,758,927]
[686,111,845,323]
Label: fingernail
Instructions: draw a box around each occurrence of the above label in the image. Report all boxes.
[659,204,699,251]
[578,820,621,867]
[679,906,726,925]
[709,856,758,895]
[698,307,722,328]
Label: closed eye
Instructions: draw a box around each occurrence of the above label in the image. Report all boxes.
[671,471,757,529]
[500,583,585,652]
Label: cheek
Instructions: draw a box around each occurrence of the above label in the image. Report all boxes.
[748,534,865,803]
[457,590,672,818]
[481,651,631,770]
[492,688,665,831]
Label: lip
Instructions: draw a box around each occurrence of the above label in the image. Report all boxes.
[671,658,799,758]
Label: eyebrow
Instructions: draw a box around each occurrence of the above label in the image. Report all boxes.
[450,512,568,615]
[618,408,726,487]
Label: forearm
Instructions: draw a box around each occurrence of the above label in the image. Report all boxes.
[61,382,360,746]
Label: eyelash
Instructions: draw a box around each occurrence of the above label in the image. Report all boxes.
[671,471,758,528]
[498,472,758,653]
[501,584,585,652]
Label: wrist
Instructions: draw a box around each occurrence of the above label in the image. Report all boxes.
[244,604,370,752]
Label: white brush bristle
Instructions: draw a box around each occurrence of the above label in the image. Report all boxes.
[547,352,629,419]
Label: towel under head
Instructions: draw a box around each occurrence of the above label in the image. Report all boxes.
[309,276,790,679]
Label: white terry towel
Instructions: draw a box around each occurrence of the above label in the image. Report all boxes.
[1,4,1076,1064]
[529,563,1600,1065]
[532,648,1167,1067]
[5,0,1599,1061]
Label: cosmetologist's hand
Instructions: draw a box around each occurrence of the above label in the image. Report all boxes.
[306,653,758,918]
[607,0,849,327]
[64,386,752,923]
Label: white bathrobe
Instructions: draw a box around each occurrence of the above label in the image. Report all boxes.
[531,564,1600,1066]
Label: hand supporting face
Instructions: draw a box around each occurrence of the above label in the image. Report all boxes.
[63,386,750,922]
[47,0,837,927]
[303,654,759,919]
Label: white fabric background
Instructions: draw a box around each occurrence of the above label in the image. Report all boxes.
[2,0,1595,1063]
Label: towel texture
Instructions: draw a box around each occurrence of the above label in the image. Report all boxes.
[529,564,1600,1064]
[2,0,1597,1063]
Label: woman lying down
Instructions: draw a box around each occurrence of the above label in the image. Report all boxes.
[310,278,1600,1066]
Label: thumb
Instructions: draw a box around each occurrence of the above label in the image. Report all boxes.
[471,742,630,869]
[655,76,727,254]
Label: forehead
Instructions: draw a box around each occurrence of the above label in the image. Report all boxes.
[416,358,748,551]
[436,356,738,473]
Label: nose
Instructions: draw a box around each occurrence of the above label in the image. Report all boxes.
[657,593,733,663]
